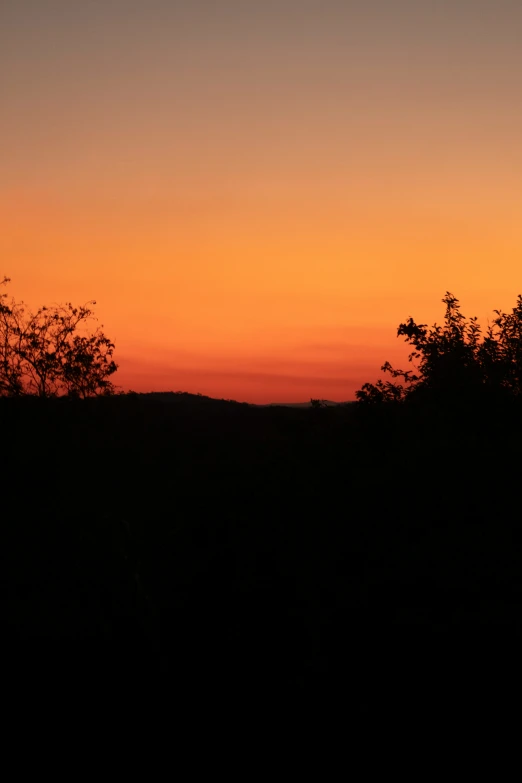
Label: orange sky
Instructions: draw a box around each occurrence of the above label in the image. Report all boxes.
[2,1,522,402]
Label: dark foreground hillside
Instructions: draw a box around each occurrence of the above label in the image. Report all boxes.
[2,392,522,724]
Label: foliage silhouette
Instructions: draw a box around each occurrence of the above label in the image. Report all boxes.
[310,398,329,408]
[0,277,118,397]
[356,291,522,407]
[4,288,522,722]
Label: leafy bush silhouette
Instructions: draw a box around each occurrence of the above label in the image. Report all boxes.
[356,291,522,407]
[0,277,118,397]
[310,398,329,409]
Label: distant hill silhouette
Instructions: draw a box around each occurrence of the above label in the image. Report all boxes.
[125,390,250,406]
[260,400,349,408]
[124,391,352,408]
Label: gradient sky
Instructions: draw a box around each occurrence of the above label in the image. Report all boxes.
[2,1,522,402]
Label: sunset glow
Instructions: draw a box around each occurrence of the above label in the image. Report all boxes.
[3,1,522,402]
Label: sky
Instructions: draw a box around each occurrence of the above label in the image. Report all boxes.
[2,0,522,402]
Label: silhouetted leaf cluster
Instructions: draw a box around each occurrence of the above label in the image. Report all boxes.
[356,291,522,408]
[0,277,118,398]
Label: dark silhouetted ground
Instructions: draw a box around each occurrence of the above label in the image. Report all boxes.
[2,391,522,724]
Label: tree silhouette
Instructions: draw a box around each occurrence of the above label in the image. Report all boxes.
[356,291,522,406]
[310,398,329,409]
[0,277,118,398]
